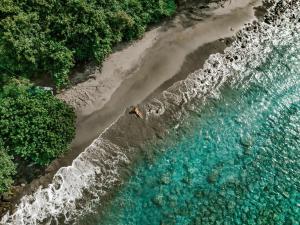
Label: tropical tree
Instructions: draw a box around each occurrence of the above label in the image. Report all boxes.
[0,79,76,165]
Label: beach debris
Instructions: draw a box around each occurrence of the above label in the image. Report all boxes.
[88,74,97,80]
[129,106,144,119]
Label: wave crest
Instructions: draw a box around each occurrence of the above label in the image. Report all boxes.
[1,0,299,224]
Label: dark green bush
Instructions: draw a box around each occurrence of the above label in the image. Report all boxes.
[0,0,176,88]
[0,0,178,195]
[0,79,76,165]
[0,143,16,194]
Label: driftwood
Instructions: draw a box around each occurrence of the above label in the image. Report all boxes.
[129,106,144,119]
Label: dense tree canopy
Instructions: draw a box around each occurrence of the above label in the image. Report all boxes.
[0,0,177,196]
[0,79,76,166]
[0,0,176,88]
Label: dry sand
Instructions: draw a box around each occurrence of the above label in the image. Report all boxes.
[0,0,264,218]
[56,0,262,167]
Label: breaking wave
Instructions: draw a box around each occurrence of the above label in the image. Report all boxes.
[1,0,299,224]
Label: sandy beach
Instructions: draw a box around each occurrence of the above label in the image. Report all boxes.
[3,0,299,222]
[56,0,262,168]
[1,0,263,218]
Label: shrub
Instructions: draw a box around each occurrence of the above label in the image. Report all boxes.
[0,144,16,194]
[0,79,76,165]
[0,0,176,88]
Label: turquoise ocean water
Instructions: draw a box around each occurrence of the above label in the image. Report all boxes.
[91,25,300,224]
[0,2,299,225]
[2,2,299,225]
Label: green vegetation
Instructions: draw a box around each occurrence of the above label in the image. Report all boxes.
[0,0,177,196]
[0,79,76,195]
[0,145,16,194]
[0,0,176,88]
[0,79,76,166]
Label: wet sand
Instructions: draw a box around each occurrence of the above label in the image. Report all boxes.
[3,0,296,221]
[0,0,263,218]
[56,0,262,169]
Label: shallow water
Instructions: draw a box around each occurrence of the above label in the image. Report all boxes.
[2,1,299,225]
[89,27,300,225]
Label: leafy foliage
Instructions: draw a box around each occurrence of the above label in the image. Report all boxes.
[0,143,16,194]
[0,79,76,165]
[0,0,177,195]
[0,0,176,88]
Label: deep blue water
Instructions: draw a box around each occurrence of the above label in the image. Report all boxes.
[91,38,300,225]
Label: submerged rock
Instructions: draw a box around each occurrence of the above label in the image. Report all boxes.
[160,175,171,185]
[152,195,164,207]
[240,135,254,147]
[207,170,220,184]
[194,190,204,198]
[181,176,190,184]
[243,147,252,155]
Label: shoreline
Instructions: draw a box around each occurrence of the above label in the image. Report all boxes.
[3,0,298,223]
[58,0,261,167]
[0,0,263,219]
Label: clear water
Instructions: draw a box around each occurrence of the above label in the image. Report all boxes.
[2,2,299,225]
[93,37,300,224]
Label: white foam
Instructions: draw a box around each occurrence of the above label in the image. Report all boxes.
[1,138,129,225]
[149,0,299,116]
[1,0,299,224]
